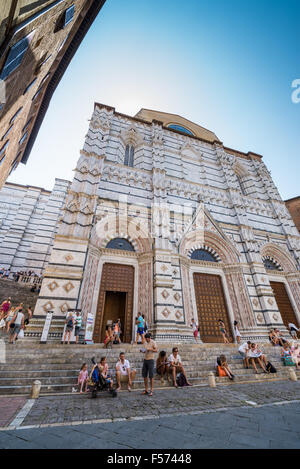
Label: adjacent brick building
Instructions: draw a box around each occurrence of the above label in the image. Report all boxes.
[285,197,300,234]
[0,0,106,189]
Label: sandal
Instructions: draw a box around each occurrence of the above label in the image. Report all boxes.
[141,390,148,395]
[149,391,153,396]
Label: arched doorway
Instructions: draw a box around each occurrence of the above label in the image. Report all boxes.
[193,271,233,343]
[93,262,135,343]
[270,281,299,329]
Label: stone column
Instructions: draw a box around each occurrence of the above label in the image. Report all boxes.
[34,105,112,317]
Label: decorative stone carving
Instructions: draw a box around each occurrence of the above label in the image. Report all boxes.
[267,298,274,306]
[63,282,75,293]
[174,292,181,302]
[272,313,279,321]
[42,301,54,312]
[64,254,74,263]
[47,281,58,292]
[256,313,264,323]
[162,308,171,318]
[175,310,183,319]
[161,289,169,300]
[252,298,259,307]
[60,303,70,313]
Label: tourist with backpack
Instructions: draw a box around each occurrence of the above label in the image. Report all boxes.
[168,347,192,387]
[63,312,74,345]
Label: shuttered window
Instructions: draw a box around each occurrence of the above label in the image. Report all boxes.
[64,5,75,27]
[0,31,35,80]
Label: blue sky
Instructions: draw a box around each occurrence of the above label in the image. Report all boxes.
[9,0,300,199]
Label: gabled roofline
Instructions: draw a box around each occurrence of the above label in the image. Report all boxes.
[94,102,263,161]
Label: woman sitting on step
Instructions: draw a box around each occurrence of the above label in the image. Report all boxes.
[168,347,192,387]
[291,343,300,370]
[248,343,268,374]
[156,351,170,384]
[104,326,114,349]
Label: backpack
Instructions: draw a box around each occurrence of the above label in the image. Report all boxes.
[67,318,73,327]
[266,361,277,373]
[176,372,188,387]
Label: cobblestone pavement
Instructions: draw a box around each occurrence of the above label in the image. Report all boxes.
[0,402,300,449]
[18,380,300,427]
[1,381,300,448]
[0,397,27,427]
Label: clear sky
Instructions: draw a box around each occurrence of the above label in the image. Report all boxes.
[8,0,300,200]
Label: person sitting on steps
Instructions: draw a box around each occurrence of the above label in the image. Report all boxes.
[104,325,114,348]
[248,343,268,374]
[156,350,170,384]
[216,355,235,380]
[168,347,191,388]
[116,352,136,391]
[238,341,251,368]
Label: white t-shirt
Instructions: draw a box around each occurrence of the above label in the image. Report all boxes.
[234,326,241,337]
[289,323,299,331]
[191,322,198,332]
[239,342,249,354]
[15,312,24,325]
[116,359,130,375]
[168,354,182,366]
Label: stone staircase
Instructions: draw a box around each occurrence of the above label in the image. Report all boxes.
[21,317,66,342]
[0,342,299,396]
[0,279,39,310]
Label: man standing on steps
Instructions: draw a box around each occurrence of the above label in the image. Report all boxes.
[9,305,24,344]
[141,333,158,396]
[135,312,145,345]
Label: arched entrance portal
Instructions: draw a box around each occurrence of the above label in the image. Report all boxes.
[93,263,135,343]
[270,281,299,330]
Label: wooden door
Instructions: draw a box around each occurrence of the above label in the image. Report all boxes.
[102,292,127,341]
[270,281,299,328]
[193,272,233,343]
[93,263,134,343]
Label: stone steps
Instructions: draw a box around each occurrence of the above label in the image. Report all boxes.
[0,342,299,396]
[0,279,39,310]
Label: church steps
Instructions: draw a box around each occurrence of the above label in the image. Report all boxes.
[0,342,299,395]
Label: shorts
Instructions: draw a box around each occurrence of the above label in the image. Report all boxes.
[239,351,247,359]
[193,330,198,338]
[142,359,154,378]
[74,326,80,336]
[66,325,73,332]
[120,374,129,383]
[12,324,21,335]
[137,327,144,335]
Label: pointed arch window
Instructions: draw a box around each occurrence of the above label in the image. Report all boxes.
[191,249,217,262]
[263,258,282,271]
[124,144,134,167]
[236,174,247,195]
[106,238,135,251]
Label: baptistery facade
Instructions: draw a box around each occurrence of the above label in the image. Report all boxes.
[34,103,300,343]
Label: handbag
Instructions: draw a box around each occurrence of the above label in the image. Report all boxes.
[266,361,277,373]
[0,319,5,328]
[18,329,24,339]
[282,356,295,366]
